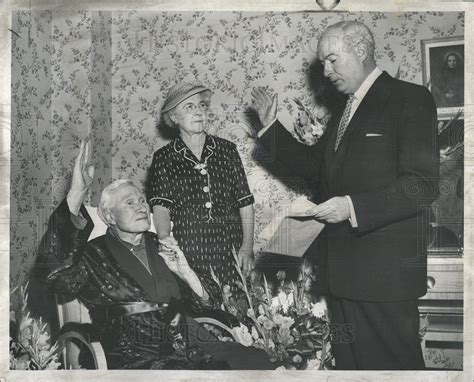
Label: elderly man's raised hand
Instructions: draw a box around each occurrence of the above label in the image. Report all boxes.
[67,140,95,215]
[251,86,278,129]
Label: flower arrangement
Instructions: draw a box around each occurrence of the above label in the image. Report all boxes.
[10,283,61,370]
[211,249,333,370]
[293,98,329,146]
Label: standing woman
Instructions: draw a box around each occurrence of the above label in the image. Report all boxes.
[147,82,255,289]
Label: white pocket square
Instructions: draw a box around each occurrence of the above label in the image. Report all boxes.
[366,133,383,137]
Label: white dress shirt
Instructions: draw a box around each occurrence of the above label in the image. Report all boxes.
[344,67,383,227]
[347,66,382,121]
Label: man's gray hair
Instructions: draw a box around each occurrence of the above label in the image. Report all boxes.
[327,20,375,60]
[97,179,141,225]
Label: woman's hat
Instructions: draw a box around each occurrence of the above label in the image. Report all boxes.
[161,82,211,113]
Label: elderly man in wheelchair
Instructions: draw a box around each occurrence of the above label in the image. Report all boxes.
[36,140,273,370]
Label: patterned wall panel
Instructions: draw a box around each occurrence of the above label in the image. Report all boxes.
[109,11,464,253]
[11,10,464,290]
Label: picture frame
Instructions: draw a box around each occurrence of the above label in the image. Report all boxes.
[421,36,464,120]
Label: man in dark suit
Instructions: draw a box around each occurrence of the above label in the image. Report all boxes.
[252,20,439,369]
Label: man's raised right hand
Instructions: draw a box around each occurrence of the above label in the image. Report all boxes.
[251,86,278,130]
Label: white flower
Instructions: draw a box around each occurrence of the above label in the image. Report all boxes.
[37,333,51,350]
[45,359,61,370]
[252,338,265,349]
[292,354,302,363]
[311,121,325,137]
[287,292,294,307]
[306,358,321,370]
[277,291,287,305]
[258,304,265,316]
[276,270,286,281]
[311,297,327,318]
[281,316,295,329]
[271,297,280,309]
[262,317,274,330]
[272,313,284,325]
[278,327,295,347]
[236,324,253,347]
[303,296,312,310]
[251,326,259,340]
[311,303,324,318]
[19,312,33,333]
[277,291,294,314]
[277,291,290,313]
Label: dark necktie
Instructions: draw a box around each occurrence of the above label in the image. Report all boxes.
[334,94,356,151]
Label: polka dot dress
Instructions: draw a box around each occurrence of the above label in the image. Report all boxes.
[147,134,254,289]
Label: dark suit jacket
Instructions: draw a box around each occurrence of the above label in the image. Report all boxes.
[260,71,439,302]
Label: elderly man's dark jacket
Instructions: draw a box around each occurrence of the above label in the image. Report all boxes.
[36,199,272,370]
[260,72,439,302]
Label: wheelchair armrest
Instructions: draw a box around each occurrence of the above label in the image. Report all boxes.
[194,310,252,345]
[58,322,101,343]
[56,322,107,370]
[193,309,240,328]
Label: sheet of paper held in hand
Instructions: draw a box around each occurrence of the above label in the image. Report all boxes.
[259,196,325,257]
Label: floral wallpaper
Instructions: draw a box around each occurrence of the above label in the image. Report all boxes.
[11,10,464,295]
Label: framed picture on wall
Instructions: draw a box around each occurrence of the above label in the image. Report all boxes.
[421,36,464,119]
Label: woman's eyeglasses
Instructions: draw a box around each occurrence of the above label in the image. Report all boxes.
[182,101,210,114]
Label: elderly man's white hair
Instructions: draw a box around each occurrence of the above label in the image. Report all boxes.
[324,20,376,61]
[97,179,143,225]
